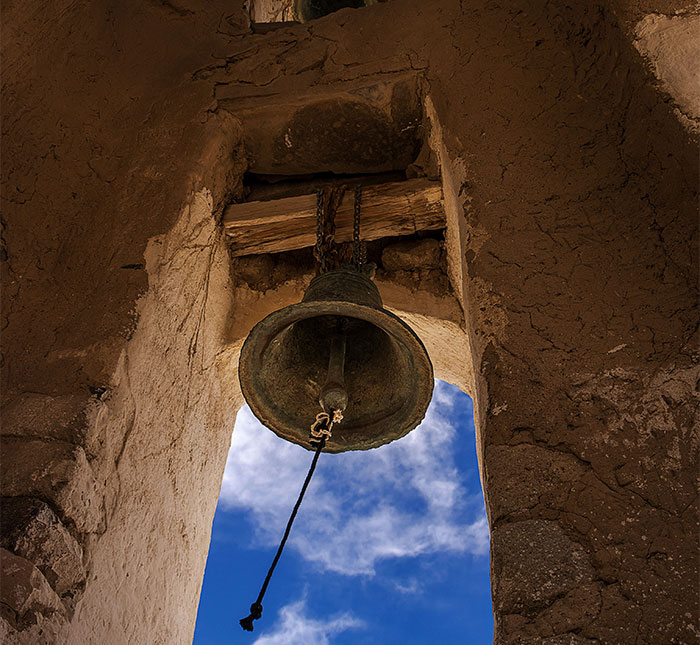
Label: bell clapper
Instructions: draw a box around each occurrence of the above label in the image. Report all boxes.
[311,317,348,447]
[319,317,349,416]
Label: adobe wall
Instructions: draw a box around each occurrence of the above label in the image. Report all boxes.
[1,1,697,643]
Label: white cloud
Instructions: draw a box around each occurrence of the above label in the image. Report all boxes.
[253,598,363,645]
[393,578,421,594]
[220,380,489,576]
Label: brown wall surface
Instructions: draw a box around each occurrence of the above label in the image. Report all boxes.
[1,0,698,643]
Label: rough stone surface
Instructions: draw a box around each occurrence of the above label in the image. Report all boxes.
[0,497,85,597]
[1,0,698,643]
[538,636,598,645]
[492,520,594,615]
[0,548,64,628]
[381,238,442,272]
[1,439,104,534]
[1,498,85,599]
[231,75,423,176]
[486,444,587,522]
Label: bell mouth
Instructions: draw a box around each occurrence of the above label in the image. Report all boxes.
[239,294,434,453]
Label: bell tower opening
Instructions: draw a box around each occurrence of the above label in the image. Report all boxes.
[188,67,487,636]
[194,381,491,642]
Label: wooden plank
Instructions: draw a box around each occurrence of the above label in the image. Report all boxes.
[223,178,444,256]
[245,170,406,203]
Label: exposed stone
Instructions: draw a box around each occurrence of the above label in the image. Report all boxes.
[382,238,442,272]
[492,520,594,614]
[583,583,644,644]
[0,393,91,445]
[537,636,598,645]
[0,439,104,534]
[1,498,85,597]
[486,444,586,521]
[534,583,602,636]
[0,548,64,629]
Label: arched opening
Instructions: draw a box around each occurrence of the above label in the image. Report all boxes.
[48,82,484,643]
[194,381,491,642]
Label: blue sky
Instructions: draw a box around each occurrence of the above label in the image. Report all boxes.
[194,381,492,644]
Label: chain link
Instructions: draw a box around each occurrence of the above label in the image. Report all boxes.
[352,184,366,269]
[314,188,327,274]
[315,185,365,273]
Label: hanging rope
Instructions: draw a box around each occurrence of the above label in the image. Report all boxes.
[239,437,325,632]
[239,411,342,633]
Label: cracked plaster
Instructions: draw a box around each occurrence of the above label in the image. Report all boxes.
[1,0,698,643]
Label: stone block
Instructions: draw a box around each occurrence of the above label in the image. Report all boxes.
[382,238,442,271]
[535,583,602,635]
[1,497,85,597]
[492,520,593,614]
[0,438,105,534]
[486,443,585,521]
[0,548,63,629]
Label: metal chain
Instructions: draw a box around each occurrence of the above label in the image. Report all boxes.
[316,185,364,273]
[314,188,327,274]
[352,184,366,269]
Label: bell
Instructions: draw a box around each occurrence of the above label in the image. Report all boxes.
[239,269,434,452]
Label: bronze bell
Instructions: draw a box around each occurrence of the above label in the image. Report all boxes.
[239,269,434,452]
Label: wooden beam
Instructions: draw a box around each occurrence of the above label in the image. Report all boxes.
[223,178,444,256]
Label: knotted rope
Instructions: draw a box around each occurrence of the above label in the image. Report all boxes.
[309,409,343,447]
[239,411,342,632]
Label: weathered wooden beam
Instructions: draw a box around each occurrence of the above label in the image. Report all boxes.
[223,178,444,256]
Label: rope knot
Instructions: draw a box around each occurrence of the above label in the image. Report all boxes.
[309,410,342,447]
[239,602,262,632]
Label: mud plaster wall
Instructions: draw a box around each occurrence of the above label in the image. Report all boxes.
[1,1,698,644]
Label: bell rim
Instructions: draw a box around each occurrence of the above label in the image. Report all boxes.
[239,299,434,453]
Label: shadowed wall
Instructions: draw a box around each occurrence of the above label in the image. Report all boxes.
[1,0,698,643]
